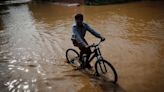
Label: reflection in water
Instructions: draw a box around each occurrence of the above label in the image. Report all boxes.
[0,1,164,92]
[0,4,39,92]
[0,8,11,92]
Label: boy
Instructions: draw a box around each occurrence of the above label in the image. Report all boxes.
[71,13,105,69]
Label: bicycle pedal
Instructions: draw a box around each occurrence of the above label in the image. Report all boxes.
[66,61,70,64]
[87,69,94,74]
[94,73,100,77]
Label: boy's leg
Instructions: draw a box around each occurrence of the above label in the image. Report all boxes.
[79,46,91,68]
[85,47,92,68]
[78,39,91,68]
[79,46,86,68]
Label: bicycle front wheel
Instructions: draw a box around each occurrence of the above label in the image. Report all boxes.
[66,49,81,67]
[95,60,118,83]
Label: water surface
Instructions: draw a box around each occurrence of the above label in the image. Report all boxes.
[0,1,164,92]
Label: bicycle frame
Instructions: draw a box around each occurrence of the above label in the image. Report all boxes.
[81,42,103,64]
[66,40,118,83]
[89,46,103,62]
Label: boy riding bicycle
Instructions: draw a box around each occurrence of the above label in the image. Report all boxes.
[71,13,105,69]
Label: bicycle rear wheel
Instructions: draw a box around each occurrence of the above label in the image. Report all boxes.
[95,60,118,83]
[66,49,81,67]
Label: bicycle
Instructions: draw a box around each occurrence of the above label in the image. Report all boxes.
[66,40,118,83]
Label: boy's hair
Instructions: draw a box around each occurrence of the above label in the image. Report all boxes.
[75,13,83,20]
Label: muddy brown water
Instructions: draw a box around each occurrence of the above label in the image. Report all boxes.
[0,1,164,92]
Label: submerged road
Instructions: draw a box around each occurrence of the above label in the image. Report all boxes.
[0,1,164,92]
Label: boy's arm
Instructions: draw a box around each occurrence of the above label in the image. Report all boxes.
[85,24,102,38]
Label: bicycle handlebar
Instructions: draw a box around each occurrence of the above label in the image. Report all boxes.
[89,39,104,48]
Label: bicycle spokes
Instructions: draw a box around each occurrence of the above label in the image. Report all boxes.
[66,49,80,67]
[103,61,107,73]
[96,60,117,83]
[98,61,107,74]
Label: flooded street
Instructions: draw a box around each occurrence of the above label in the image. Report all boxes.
[0,1,164,92]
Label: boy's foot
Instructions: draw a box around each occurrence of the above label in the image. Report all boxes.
[67,61,70,63]
[75,64,92,70]
[85,64,92,69]
[74,66,82,70]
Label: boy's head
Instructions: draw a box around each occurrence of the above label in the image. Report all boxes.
[75,13,83,26]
